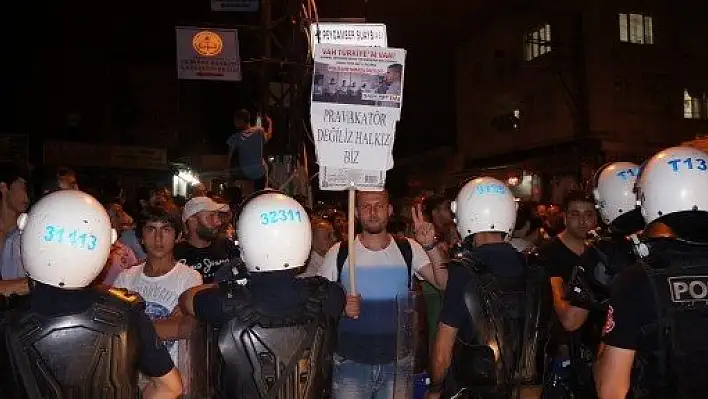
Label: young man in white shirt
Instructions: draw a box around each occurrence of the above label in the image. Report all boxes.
[301,217,338,277]
[318,190,447,398]
[114,206,202,395]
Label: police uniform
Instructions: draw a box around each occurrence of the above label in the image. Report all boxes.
[564,211,644,314]
[192,271,344,398]
[432,177,543,399]
[440,242,538,398]
[576,208,646,295]
[603,238,708,398]
[597,146,708,398]
[0,190,177,399]
[0,283,174,398]
[187,190,345,398]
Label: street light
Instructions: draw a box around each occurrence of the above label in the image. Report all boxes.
[178,170,201,185]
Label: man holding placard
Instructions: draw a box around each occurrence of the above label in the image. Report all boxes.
[318,189,447,398]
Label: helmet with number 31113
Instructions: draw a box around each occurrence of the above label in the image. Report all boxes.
[636,146,708,224]
[451,177,517,239]
[237,191,311,272]
[18,190,117,289]
[592,161,640,225]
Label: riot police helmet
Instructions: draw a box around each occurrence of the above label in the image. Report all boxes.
[237,190,312,272]
[636,146,708,224]
[18,190,117,289]
[451,177,517,239]
[593,161,641,225]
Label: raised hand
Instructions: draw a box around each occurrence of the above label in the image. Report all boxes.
[411,203,436,249]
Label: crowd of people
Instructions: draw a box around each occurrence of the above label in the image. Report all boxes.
[0,144,706,399]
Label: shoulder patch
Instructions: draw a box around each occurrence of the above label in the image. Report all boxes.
[668,275,708,303]
[107,287,143,304]
[603,305,616,335]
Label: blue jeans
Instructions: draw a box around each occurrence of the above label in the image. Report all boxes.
[332,353,395,399]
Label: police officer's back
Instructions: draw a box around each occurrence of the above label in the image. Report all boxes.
[596,146,708,398]
[0,190,182,399]
[180,191,345,398]
[428,178,544,399]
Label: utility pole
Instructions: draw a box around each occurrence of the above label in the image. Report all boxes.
[259,0,272,118]
[255,0,312,154]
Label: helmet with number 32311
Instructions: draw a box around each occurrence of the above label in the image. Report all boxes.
[636,146,708,224]
[18,190,117,289]
[451,177,517,239]
[593,162,640,225]
[237,192,311,272]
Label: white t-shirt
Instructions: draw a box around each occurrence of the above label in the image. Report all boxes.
[317,235,430,363]
[113,261,202,389]
[318,236,429,285]
[300,250,325,278]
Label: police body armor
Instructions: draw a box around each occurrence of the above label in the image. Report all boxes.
[565,229,637,313]
[566,210,646,313]
[631,241,708,398]
[189,254,249,398]
[0,287,141,399]
[451,251,544,398]
[215,276,336,399]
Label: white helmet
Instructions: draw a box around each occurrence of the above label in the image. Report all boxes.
[451,177,517,239]
[18,190,117,289]
[237,192,312,272]
[636,146,708,224]
[592,162,640,225]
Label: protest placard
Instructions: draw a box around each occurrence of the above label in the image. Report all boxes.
[309,41,406,294]
[310,45,406,171]
[310,24,392,191]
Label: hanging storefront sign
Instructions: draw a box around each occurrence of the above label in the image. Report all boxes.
[211,0,258,12]
[175,27,242,81]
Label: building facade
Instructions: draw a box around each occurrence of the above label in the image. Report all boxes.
[454,0,708,200]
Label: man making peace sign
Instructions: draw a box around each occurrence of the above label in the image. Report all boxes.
[317,189,447,399]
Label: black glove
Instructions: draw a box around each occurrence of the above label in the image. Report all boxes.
[563,265,608,312]
[213,257,249,283]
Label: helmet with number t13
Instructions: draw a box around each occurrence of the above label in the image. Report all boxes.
[18,190,117,289]
[237,191,312,272]
[592,161,640,225]
[636,146,708,224]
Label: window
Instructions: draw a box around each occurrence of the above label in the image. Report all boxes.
[684,89,708,119]
[524,24,551,61]
[491,109,521,132]
[619,13,653,44]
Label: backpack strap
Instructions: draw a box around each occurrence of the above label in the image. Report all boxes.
[336,237,414,288]
[394,238,413,288]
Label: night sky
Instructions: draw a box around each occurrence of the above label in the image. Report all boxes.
[0,0,478,160]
